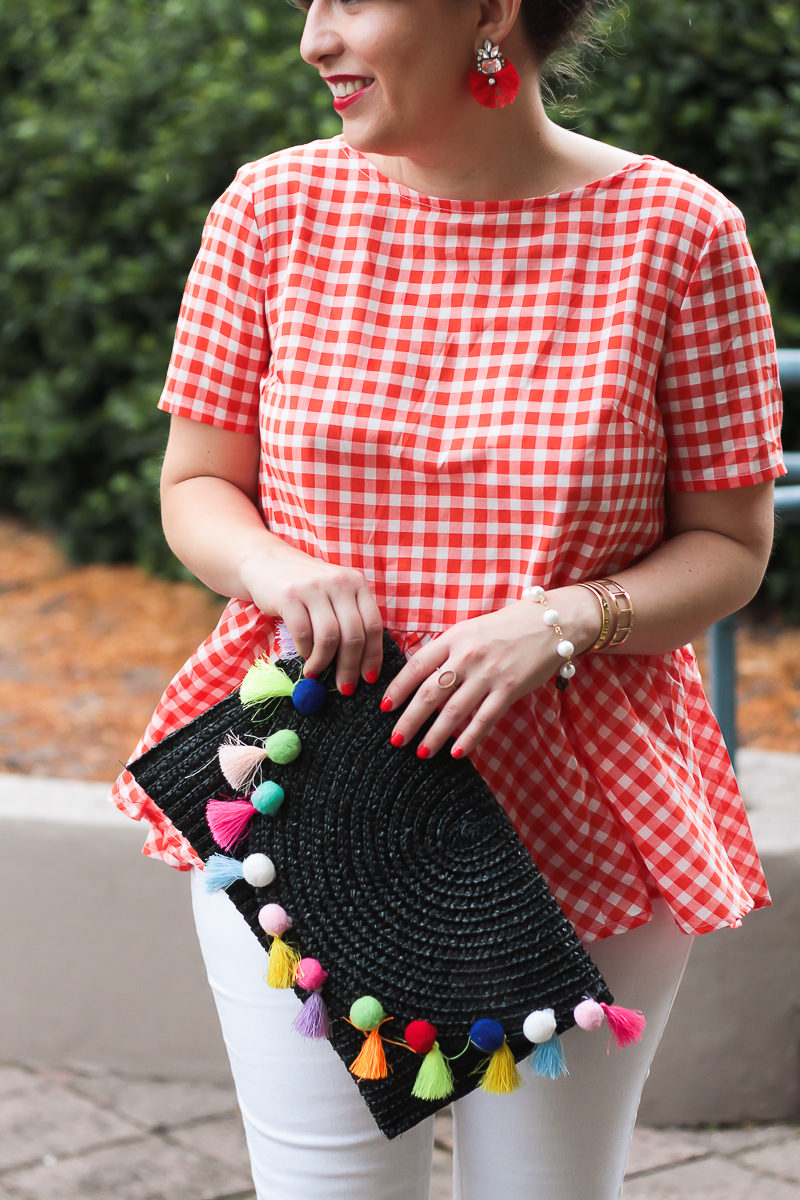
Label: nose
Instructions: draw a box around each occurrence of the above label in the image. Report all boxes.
[299,0,344,68]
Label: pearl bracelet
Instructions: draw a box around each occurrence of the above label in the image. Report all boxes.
[521,585,576,691]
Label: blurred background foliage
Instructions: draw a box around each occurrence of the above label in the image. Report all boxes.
[1,0,798,601]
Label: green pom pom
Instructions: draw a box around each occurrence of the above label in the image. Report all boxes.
[240,658,295,707]
[411,1044,454,1101]
[251,780,285,816]
[350,995,385,1031]
[265,729,302,764]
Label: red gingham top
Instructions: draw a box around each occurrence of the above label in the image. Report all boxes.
[110,137,785,942]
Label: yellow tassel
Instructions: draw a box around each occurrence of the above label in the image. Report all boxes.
[480,1041,522,1094]
[349,1028,389,1080]
[240,657,295,708]
[266,936,301,988]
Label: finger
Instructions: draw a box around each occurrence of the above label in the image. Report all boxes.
[446,691,513,759]
[301,596,342,678]
[328,594,370,694]
[355,587,385,684]
[380,642,448,713]
[280,599,314,663]
[389,673,482,753]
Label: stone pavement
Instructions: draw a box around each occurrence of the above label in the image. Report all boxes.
[1,1062,798,1199]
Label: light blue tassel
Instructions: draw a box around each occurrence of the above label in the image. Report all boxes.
[532,1034,569,1079]
[204,853,244,892]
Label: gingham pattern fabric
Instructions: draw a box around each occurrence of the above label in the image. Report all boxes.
[110,137,784,942]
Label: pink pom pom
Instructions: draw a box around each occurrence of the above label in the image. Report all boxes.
[258,903,291,937]
[574,999,605,1031]
[600,1003,647,1050]
[218,740,269,790]
[296,957,327,992]
[206,799,256,851]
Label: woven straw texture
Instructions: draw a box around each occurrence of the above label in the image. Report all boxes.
[129,631,612,1138]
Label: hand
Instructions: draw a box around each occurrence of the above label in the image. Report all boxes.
[380,589,600,759]
[240,552,385,693]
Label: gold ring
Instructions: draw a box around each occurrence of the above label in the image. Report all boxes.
[436,667,459,689]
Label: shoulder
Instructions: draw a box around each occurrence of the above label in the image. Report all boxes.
[230,137,354,211]
[625,155,746,240]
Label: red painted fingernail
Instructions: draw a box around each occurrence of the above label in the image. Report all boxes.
[390,731,405,747]
[305,672,317,680]
[451,747,464,759]
[341,682,355,696]
[380,697,393,712]
[365,669,379,684]
[417,745,430,759]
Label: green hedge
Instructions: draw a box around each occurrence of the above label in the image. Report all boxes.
[1,0,798,598]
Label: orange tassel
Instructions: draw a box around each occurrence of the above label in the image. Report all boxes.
[349,1028,389,1080]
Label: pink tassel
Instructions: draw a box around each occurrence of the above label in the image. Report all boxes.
[218,740,269,790]
[600,1003,647,1050]
[292,991,330,1039]
[206,798,256,851]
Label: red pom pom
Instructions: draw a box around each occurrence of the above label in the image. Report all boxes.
[468,61,520,109]
[405,1019,438,1055]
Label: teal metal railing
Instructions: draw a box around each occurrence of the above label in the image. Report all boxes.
[708,349,800,767]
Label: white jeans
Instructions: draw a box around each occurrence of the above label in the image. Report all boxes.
[190,870,692,1200]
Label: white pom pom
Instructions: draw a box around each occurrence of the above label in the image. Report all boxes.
[522,1008,557,1044]
[242,853,276,888]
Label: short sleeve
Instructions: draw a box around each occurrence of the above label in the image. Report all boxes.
[657,208,785,491]
[158,168,269,433]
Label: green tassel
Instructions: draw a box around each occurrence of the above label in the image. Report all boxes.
[411,1043,454,1101]
[240,657,295,708]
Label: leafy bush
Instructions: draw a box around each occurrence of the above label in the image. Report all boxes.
[1,0,798,601]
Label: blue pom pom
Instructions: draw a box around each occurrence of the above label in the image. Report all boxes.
[292,678,327,714]
[204,853,244,892]
[470,1018,506,1053]
[531,1033,568,1079]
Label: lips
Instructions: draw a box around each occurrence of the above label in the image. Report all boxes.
[324,75,374,112]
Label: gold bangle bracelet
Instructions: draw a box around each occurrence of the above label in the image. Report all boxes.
[577,582,617,652]
[596,578,634,647]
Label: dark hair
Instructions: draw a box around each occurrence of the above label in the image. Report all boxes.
[519,0,598,67]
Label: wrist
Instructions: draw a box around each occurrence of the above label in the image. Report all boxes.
[546,585,604,656]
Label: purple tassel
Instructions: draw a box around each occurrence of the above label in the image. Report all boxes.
[292,991,330,1039]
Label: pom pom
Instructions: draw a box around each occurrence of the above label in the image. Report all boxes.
[292,677,327,714]
[292,990,330,1039]
[600,1003,647,1050]
[242,852,275,888]
[203,853,243,892]
[240,657,295,707]
[522,1008,557,1045]
[266,936,301,988]
[296,957,328,992]
[206,798,256,851]
[349,1028,388,1080]
[218,738,269,791]
[469,1018,506,1054]
[532,1033,569,1079]
[574,998,605,1031]
[411,1043,454,1101]
[258,903,291,937]
[479,1040,522,1094]
[350,995,386,1032]
[468,61,520,109]
[251,780,285,816]
[405,1020,438,1056]
[265,729,302,764]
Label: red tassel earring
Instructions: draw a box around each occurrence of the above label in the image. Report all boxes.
[468,38,520,109]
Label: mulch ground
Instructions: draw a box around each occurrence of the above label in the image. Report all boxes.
[1,515,799,782]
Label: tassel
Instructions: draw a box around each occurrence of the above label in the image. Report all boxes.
[532,1033,569,1079]
[266,936,301,988]
[480,1039,522,1094]
[218,738,269,791]
[293,990,330,1039]
[600,1003,647,1050]
[275,621,299,659]
[350,1028,389,1080]
[203,853,243,892]
[240,657,296,707]
[206,798,256,850]
[412,1044,454,1100]
[293,957,330,1039]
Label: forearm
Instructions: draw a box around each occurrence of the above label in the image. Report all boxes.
[161,476,311,605]
[549,527,771,660]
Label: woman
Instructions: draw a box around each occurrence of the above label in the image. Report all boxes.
[110,0,785,1196]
